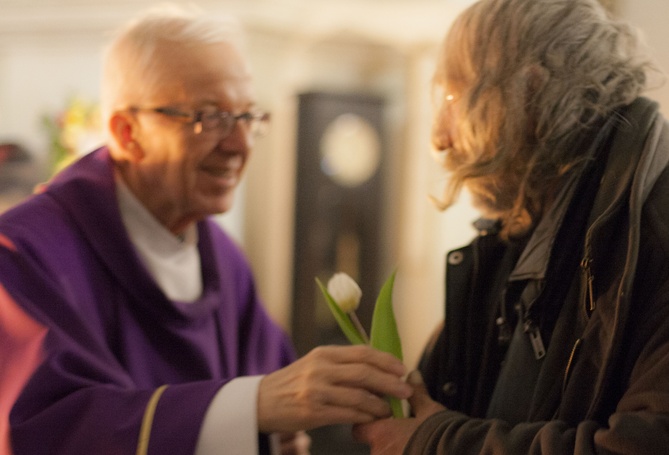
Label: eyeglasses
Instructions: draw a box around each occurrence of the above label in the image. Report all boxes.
[129,105,271,138]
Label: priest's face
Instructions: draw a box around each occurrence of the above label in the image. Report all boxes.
[121,41,257,234]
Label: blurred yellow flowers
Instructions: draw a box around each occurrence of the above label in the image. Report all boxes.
[42,96,103,174]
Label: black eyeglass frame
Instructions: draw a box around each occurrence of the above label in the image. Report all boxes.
[128,106,271,136]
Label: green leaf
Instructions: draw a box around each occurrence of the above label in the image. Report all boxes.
[369,269,404,417]
[370,270,403,359]
[316,278,366,345]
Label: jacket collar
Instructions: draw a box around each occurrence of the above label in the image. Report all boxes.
[508,111,620,283]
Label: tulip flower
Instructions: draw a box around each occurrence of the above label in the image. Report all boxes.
[327,272,362,312]
[316,270,405,418]
[327,273,369,343]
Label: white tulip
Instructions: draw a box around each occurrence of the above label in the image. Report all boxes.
[327,272,362,313]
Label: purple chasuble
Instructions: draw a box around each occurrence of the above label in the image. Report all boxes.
[0,147,295,454]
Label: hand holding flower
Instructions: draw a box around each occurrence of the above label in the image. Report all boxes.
[316,270,405,418]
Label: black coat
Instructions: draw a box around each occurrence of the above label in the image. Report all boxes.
[409,98,669,454]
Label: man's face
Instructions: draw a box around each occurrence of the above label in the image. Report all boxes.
[431,77,469,173]
[127,41,256,233]
[430,75,511,219]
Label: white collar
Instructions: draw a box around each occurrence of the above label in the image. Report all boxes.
[115,174,203,302]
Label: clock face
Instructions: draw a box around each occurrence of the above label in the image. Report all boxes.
[319,113,381,187]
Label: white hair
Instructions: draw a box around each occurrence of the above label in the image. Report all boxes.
[100,3,246,125]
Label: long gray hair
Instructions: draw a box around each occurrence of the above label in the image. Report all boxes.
[433,0,653,238]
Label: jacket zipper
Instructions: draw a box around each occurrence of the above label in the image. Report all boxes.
[523,318,546,360]
[580,256,596,316]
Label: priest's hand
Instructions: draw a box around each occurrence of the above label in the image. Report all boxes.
[351,370,445,454]
[257,345,412,433]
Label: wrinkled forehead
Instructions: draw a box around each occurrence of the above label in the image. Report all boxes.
[153,40,250,82]
[141,40,253,102]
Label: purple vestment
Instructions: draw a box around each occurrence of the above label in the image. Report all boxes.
[0,147,295,454]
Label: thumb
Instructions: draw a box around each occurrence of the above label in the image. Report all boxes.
[406,370,441,418]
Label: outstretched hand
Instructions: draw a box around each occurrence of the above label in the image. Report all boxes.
[257,345,413,433]
[352,370,445,454]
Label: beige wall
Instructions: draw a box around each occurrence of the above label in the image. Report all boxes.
[619,0,669,116]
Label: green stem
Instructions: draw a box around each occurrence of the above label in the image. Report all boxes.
[348,311,369,344]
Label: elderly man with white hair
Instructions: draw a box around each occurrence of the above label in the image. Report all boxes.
[0,5,411,455]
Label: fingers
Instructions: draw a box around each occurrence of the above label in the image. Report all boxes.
[262,376,394,429]
[352,371,446,454]
[406,370,446,418]
[322,357,412,401]
[290,381,393,420]
[291,345,412,400]
[406,370,429,412]
[319,386,392,416]
[351,420,375,443]
[257,345,412,433]
[319,345,408,377]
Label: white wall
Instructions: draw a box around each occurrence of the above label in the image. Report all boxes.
[619,0,669,116]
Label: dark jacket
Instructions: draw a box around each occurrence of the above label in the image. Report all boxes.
[409,98,669,454]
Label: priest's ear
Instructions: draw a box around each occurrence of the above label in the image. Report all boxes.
[108,111,144,162]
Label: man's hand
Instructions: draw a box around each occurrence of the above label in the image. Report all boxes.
[352,370,445,454]
[257,345,413,433]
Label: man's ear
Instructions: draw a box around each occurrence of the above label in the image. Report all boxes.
[109,112,144,161]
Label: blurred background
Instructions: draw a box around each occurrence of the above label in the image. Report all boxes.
[0,0,666,452]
